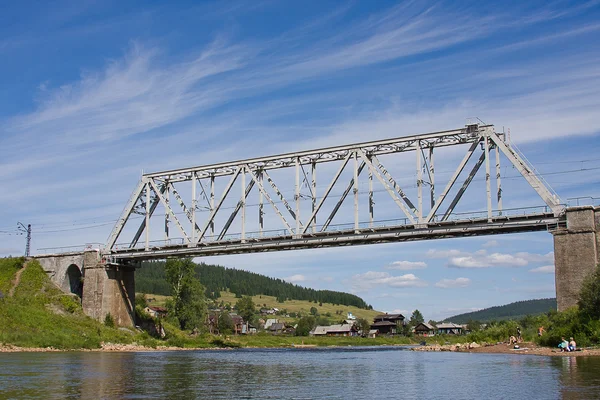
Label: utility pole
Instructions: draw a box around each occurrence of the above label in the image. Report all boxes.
[17,222,31,257]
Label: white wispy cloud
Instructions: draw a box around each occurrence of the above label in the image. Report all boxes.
[529,265,555,274]
[350,271,428,292]
[385,260,427,270]
[435,277,471,288]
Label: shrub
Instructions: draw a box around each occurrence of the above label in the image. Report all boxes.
[104,313,115,328]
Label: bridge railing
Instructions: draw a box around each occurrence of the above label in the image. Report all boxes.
[37,243,105,255]
[110,205,561,252]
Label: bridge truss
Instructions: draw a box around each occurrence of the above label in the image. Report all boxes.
[105,123,564,260]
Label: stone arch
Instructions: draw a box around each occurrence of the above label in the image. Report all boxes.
[66,264,83,298]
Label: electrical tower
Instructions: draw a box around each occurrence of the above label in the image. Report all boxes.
[17,222,31,257]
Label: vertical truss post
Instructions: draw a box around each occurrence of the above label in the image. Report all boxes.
[416,140,423,224]
[197,168,241,242]
[295,157,301,235]
[368,156,374,228]
[145,181,150,250]
[192,173,197,242]
[311,161,317,233]
[495,145,503,215]
[429,147,435,209]
[241,167,246,242]
[354,151,359,232]
[302,153,351,233]
[484,134,493,221]
[426,140,479,223]
[164,181,170,242]
[210,175,215,239]
[259,170,264,237]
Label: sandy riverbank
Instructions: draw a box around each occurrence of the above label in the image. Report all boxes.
[412,342,600,357]
[3,341,600,355]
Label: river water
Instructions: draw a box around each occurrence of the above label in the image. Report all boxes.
[1,347,599,399]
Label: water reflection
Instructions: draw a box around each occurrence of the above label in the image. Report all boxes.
[556,356,600,399]
[1,349,599,399]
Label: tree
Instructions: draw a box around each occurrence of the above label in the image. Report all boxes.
[295,316,316,336]
[165,258,207,331]
[235,296,256,324]
[356,318,371,336]
[410,309,424,326]
[578,265,600,319]
[310,306,318,316]
[217,312,234,335]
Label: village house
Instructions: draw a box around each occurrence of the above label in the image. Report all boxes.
[370,313,405,335]
[269,322,285,334]
[414,322,435,336]
[325,324,359,337]
[144,306,167,319]
[436,322,463,335]
[264,318,279,330]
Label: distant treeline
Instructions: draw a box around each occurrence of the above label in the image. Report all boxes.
[445,298,557,324]
[136,260,371,309]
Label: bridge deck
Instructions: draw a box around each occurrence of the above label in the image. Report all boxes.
[107,211,563,261]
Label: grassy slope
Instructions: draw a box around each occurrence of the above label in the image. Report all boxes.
[0,258,147,349]
[145,291,382,323]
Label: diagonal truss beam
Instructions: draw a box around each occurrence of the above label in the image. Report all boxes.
[371,154,418,216]
[196,167,242,243]
[426,140,480,222]
[263,170,300,228]
[107,180,145,249]
[148,179,192,244]
[359,150,417,225]
[487,129,562,215]
[247,167,294,235]
[302,153,352,233]
[169,183,202,238]
[321,161,366,232]
[218,178,255,240]
[442,152,486,221]
[130,183,166,248]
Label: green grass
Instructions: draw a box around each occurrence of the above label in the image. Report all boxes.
[214,291,382,322]
[0,258,154,349]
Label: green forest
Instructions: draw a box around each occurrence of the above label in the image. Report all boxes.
[136,260,371,309]
[445,298,557,323]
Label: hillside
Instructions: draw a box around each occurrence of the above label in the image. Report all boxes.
[0,257,142,349]
[137,260,371,309]
[444,298,557,324]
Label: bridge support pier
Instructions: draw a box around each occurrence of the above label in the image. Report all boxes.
[81,251,136,327]
[554,206,600,311]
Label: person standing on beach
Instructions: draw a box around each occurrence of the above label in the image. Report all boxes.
[517,326,522,342]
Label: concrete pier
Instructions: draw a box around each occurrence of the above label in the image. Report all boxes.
[553,206,600,311]
[37,251,136,327]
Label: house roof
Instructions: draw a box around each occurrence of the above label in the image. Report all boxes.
[371,321,397,327]
[437,322,462,329]
[326,324,355,333]
[415,323,435,330]
[146,306,167,313]
[374,313,405,320]
[269,323,285,331]
[311,326,329,335]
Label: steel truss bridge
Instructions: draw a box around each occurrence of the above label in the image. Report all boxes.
[102,123,564,261]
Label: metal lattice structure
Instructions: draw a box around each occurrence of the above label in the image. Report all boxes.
[105,123,564,260]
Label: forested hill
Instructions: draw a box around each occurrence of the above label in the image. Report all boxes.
[136,261,371,309]
[445,298,557,323]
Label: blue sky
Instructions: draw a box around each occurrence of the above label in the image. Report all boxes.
[1,0,600,320]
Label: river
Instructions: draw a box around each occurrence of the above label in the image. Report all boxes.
[1,347,599,399]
